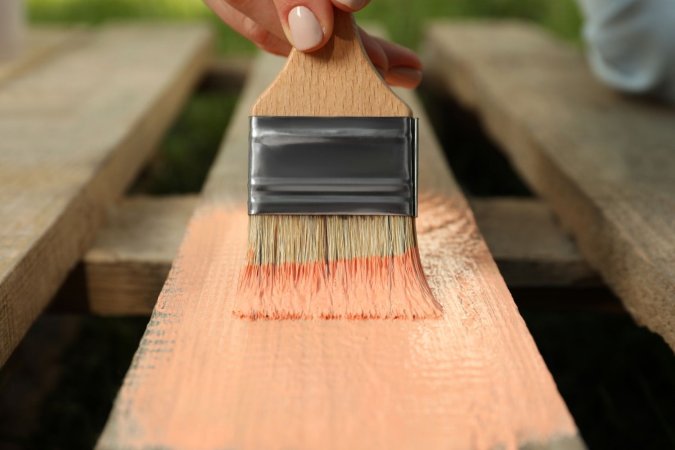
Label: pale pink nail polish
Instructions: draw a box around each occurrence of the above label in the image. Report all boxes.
[288,6,323,51]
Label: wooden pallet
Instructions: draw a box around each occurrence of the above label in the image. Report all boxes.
[0,22,607,449]
[423,21,675,349]
[51,195,600,316]
[94,49,582,448]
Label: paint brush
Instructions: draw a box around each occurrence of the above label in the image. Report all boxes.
[236,9,441,319]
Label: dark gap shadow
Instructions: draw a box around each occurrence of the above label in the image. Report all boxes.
[127,72,244,196]
[418,80,532,197]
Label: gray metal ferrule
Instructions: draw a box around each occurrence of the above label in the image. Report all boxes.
[248,116,418,216]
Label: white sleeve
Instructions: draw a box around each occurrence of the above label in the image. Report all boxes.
[577,0,675,102]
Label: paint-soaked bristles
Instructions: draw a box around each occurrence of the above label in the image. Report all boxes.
[236,216,442,320]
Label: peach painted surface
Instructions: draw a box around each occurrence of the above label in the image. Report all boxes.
[98,197,579,450]
[237,246,441,319]
[98,52,581,450]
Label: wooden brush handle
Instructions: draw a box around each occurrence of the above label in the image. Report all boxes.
[251,9,412,117]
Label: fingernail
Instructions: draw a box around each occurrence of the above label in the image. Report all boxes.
[288,6,323,51]
[387,67,423,87]
[334,0,367,9]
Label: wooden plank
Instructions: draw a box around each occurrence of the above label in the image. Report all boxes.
[54,196,198,316]
[423,21,675,349]
[0,23,213,366]
[54,196,596,316]
[0,27,81,86]
[470,197,598,287]
[98,51,582,450]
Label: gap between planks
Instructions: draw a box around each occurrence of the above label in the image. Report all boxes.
[97,49,583,449]
[422,21,675,349]
[52,195,602,316]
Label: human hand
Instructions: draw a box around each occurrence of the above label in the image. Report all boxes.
[203,0,423,88]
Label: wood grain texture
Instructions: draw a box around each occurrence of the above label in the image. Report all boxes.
[56,196,596,316]
[423,21,675,348]
[54,196,198,316]
[0,27,81,86]
[470,198,598,287]
[0,23,213,366]
[98,50,582,450]
[252,10,410,117]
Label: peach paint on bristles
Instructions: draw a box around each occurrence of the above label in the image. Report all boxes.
[236,10,440,319]
[236,238,441,320]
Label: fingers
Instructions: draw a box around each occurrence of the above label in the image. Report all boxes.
[359,28,388,72]
[359,29,423,89]
[331,0,371,12]
[203,0,291,55]
[215,0,286,41]
[271,0,334,52]
[373,35,422,70]
[204,0,422,88]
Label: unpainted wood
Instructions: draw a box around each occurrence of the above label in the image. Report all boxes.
[252,10,410,117]
[0,27,81,86]
[98,49,582,449]
[56,195,599,315]
[53,196,599,315]
[55,196,198,315]
[470,197,598,287]
[0,23,213,366]
[423,22,675,348]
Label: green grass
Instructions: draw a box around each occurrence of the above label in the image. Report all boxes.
[28,0,582,53]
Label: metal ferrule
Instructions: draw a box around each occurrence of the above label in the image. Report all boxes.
[248,116,418,216]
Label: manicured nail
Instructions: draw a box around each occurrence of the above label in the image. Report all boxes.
[334,0,367,9]
[387,67,423,87]
[288,6,323,51]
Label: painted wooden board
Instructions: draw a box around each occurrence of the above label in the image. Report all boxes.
[98,51,582,450]
[423,22,675,349]
[470,198,597,287]
[55,196,597,316]
[0,23,213,366]
[0,27,81,86]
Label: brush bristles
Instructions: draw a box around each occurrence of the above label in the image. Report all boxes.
[236,215,442,320]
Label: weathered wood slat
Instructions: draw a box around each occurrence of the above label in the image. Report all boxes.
[0,23,213,366]
[54,196,596,316]
[56,196,198,315]
[423,22,675,348]
[470,197,597,287]
[98,50,582,449]
[0,27,81,86]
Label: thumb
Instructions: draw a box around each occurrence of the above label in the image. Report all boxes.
[272,0,334,52]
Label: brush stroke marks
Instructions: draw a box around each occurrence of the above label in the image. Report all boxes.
[98,194,581,450]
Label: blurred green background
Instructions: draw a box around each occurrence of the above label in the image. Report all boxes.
[3,1,672,450]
